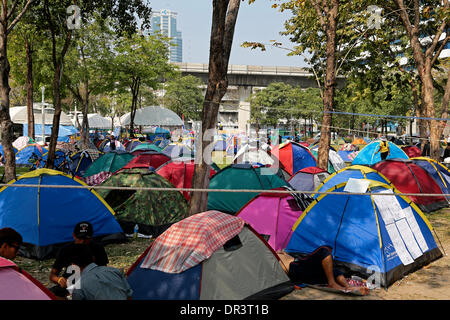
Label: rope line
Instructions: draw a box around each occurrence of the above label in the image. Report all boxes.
[1,183,449,197]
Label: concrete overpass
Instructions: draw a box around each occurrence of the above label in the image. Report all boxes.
[172,62,345,131]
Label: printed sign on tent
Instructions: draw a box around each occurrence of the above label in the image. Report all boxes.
[373,189,428,266]
[343,178,370,193]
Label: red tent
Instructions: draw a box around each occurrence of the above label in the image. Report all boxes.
[372,159,448,213]
[402,145,421,158]
[270,141,317,176]
[122,151,171,170]
[156,159,216,201]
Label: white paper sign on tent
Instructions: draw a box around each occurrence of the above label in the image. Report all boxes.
[344,178,370,193]
[403,206,429,252]
[385,224,414,265]
[396,219,423,260]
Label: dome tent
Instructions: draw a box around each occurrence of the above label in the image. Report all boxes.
[235,188,311,252]
[309,145,346,173]
[351,140,408,166]
[122,151,171,171]
[83,151,135,177]
[207,164,291,214]
[0,257,55,300]
[411,157,450,202]
[0,169,125,259]
[126,211,293,300]
[155,158,217,201]
[270,141,317,176]
[131,143,162,155]
[313,165,392,199]
[288,167,330,192]
[372,159,448,213]
[96,168,189,237]
[286,180,442,288]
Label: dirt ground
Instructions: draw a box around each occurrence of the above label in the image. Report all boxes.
[282,208,450,300]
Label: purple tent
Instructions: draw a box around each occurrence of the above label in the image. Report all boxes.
[236,189,305,251]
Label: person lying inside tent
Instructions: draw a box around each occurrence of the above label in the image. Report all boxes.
[277,246,369,295]
[68,244,132,300]
[0,227,23,261]
[48,221,109,299]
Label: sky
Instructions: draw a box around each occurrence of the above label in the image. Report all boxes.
[148,0,309,68]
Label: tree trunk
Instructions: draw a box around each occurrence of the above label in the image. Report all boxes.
[317,0,339,170]
[0,27,15,182]
[46,63,63,169]
[188,0,241,215]
[25,37,34,140]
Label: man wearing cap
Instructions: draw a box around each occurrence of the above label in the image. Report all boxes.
[48,221,109,299]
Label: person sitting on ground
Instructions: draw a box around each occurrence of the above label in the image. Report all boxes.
[277,246,369,295]
[374,136,390,160]
[48,221,109,299]
[68,244,133,300]
[0,227,23,260]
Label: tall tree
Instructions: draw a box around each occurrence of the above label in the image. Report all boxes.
[388,0,449,160]
[41,0,153,168]
[189,0,241,215]
[0,0,36,183]
[113,32,175,135]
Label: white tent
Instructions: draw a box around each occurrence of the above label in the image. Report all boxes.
[120,106,183,127]
[74,113,112,129]
[10,105,73,126]
[233,144,274,165]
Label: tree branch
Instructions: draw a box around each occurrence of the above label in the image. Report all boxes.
[6,0,35,35]
[425,20,448,59]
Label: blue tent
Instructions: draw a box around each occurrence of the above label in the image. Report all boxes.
[0,169,124,259]
[286,180,442,287]
[411,157,450,202]
[66,150,95,176]
[351,140,408,166]
[0,145,18,156]
[15,144,48,165]
[313,165,392,199]
[162,144,194,159]
[23,124,78,142]
[337,150,356,162]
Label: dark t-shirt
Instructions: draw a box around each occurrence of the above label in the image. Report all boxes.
[52,242,109,278]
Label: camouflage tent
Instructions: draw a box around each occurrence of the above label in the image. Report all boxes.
[97,168,189,237]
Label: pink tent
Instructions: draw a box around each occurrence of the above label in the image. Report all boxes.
[235,189,305,251]
[0,257,55,300]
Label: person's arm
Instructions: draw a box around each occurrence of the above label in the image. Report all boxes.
[49,268,67,288]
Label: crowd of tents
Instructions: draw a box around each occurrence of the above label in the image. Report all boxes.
[0,132,449,300]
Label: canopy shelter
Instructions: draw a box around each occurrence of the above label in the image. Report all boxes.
[97,168,189,237]
[286,180,443,288]
[10,105,73,126]
[74,113,112,129]
[126,211,293,300]
[120,106,183,127]
[0,169,125,259]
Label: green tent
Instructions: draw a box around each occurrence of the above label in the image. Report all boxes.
[131,143,162,153]
[83,151,135,177]
[207,164,290,214]
[97,168,188,236]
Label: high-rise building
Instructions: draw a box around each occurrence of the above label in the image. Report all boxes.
[151,9,183,63]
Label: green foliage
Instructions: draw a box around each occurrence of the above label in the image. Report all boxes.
[162,75,204,122]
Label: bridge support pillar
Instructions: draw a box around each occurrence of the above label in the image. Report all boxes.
[237,86,252,133]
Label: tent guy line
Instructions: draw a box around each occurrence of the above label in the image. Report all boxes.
[0,183,449,197]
